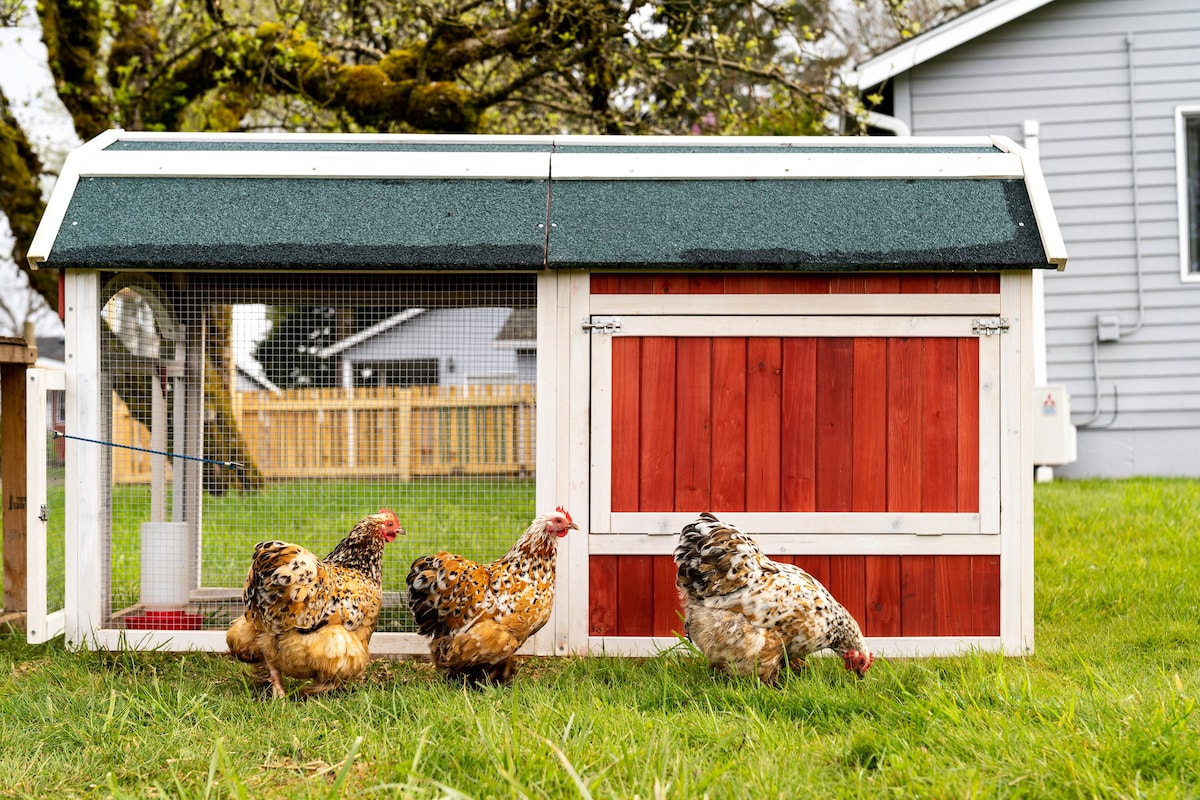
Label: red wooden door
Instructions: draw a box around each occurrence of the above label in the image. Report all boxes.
[587,311,1002,640]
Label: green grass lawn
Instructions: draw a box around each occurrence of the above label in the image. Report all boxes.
[2,478,1198,798]
[19,478,536,628]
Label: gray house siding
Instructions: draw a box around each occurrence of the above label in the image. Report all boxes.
[879,0,1200,477]
[334,307,532,387]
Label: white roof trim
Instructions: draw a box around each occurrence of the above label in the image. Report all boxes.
[26,130,123,268]
[72,149,555,180]
[991,135,1067,270]
[41,141,1025,181]
[318,308,425,358]
[552,151,1024,180]
[849,0,1059,90]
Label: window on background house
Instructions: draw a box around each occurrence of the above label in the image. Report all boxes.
[1178,108,1200,280]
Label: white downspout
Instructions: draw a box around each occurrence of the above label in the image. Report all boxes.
[863,110,912,137]
[1075,31,1144,428]
[1024,120,1048,387]
[1120,31,1147,337]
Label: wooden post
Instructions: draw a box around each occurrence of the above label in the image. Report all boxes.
[1,336,37,616]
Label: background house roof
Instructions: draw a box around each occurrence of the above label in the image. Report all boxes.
[29,130,1066,273]
[850,0,1059,90]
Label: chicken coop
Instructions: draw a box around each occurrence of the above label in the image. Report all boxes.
[23,130,1065,659]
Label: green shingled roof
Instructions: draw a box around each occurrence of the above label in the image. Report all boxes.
[29,131,1066,273]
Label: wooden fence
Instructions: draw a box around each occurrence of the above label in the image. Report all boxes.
[112,384,536,483]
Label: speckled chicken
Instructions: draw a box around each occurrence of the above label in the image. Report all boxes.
[675,512,873,684]
[406,507,577,685]
[226,509,404,698]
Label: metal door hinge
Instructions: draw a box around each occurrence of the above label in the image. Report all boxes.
[582,316,622,334]
[972,317,1010,336]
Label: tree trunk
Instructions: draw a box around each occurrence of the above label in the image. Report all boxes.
[203,305,265,494]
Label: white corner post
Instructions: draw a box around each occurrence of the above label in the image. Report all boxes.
[64,269,103,646]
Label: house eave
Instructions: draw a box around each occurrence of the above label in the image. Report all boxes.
[849,0,1060,91]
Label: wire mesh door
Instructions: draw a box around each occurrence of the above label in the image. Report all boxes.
[25,368,67,643]
[98,272,536,640]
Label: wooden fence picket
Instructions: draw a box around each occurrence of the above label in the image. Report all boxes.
[111,384,535,483]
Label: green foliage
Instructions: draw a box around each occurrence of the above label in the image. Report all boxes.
[2,478,1200,797]
[406,82,476,134]
[34,0,875,138]
[0,94,55,299]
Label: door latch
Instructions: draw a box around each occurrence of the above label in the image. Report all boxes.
[972,317,1010,336]
[582,317,622,334]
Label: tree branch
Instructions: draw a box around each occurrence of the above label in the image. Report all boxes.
[0,88,56,309]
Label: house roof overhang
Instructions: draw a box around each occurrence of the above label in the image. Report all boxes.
[848,0,1059,91]
[28,130,1067,273]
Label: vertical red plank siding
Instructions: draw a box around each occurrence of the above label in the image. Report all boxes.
[971,555,1002,636]
[593,554,999,638]
[852,338,888,511]
[653,275,693,295]
[958,339,981,512]
[828,556,867,631]
[618,274,656,293]
[591,273,1001,295]
[793,274,833,293]
[746,338,783,511]
[611,338,641,512]
[675,338,713,510]
[815,338,854,512]
[616,556,654,636]
[887,338,923,511]
[590,274,619,293]
[588,555,619,635]
[725,275,770,293]
[901,275,937,293]
[933,275,974,293]
[652,555,684,636]
[829,275,869,294]
[687,275,726,294]
[900,555,937,636]
[639,338,676,510]
[711,338,747,510]
[794,554,831,589]
[863,275,903,294]
[936,555,975,635]
[781,338,817,511]
[922,338,959,513]
[865,555,902,637]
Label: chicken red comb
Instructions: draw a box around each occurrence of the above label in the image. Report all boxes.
[555,506,573,524]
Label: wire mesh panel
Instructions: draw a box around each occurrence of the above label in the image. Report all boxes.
[98,272,536,636]
[19,370,67,643]
[44,384,67,623]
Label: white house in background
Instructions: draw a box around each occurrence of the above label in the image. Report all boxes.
[317,306,535,389]
[849,0,1200,478]
[235,364,279,394]
[35,336,66,459]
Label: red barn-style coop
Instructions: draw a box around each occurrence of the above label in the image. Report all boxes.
[23,131,1064,658]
